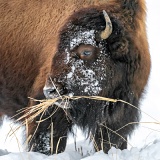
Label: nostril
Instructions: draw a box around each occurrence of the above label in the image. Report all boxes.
[48,89,56,94]
[43,83,68,99]
[43,85,56,99]
[59,87,68,95]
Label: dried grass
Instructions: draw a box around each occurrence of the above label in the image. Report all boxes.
[7,95,160,155]
[13,95,160,127]
[13,96,124,125]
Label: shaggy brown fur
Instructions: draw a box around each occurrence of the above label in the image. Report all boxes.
[0,0,119,116]
[0,0,150,155]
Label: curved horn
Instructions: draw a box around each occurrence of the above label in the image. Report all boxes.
[100,10,112,40]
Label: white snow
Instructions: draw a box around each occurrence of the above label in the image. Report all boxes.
[83,140,160,160]
[64,49,71,64]
[66,58,103,95]
[67,66,75,79]
[0,140,160,160]
[81,69,102,94]
[0,0,160,159]
[70,30,96,50]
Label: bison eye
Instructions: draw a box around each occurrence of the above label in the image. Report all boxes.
[76,44,98,61]
[81,50,92,56]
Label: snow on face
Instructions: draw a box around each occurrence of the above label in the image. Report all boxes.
[59,28,108,96]
[66,60,102,95]
[51,24,109,98]
[70,29,96,50]
[65,52,107,96]
[64,49,70,64]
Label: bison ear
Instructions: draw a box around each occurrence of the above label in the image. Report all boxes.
[96,10,112,41]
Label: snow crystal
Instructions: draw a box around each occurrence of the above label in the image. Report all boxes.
[64,49,70,64]
[68,93,74,97]
[67,66,75,79]
[66,59,103,95]
[70,30,96,50]
[80,69,102,94]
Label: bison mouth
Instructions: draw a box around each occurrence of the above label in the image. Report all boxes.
[52,96,73,109]
[42,81,114,128]
[43,84,74,109]
[43,84,110,110]
[42,78,112,125]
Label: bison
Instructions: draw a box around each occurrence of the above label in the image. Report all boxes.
[0,0,150,155]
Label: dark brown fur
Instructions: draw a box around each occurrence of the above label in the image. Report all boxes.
[0,0,150,155]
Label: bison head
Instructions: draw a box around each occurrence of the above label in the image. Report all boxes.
[43,8,136,131]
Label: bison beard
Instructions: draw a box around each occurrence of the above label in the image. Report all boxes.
[0,0,150,156]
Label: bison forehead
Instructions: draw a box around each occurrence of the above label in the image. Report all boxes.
[70,28,96,50]
[60,10,106,52]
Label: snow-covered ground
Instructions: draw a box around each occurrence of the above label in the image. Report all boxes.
[0,0,160,159]
[0,140,160,160]
[128,0,160,149]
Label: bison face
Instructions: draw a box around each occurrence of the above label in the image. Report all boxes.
[43,9,130,126]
